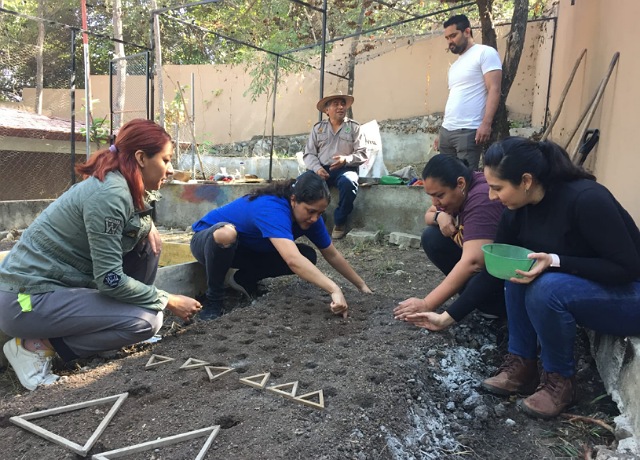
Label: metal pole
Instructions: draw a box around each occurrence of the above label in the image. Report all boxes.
[80,0,91,159]
[318,0,327,122]
[269,55,279,182]
[70,29,77,185]
[146,51,151,120]
[191,73,196,179]
[109,58,113,136]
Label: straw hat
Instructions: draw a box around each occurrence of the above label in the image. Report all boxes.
[316,94,354,112]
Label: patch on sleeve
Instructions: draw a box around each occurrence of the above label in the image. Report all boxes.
[104,217,123,235]
[103,271,121,288]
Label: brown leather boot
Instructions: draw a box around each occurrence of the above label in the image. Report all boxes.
[481,353,539,396]
[519,371,576,419]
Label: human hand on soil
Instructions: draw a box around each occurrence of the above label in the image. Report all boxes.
[393,297,430,320]
[330,291,349,319]
[359,283,373,294]
[166,294,202,321]
[404,311,455,331]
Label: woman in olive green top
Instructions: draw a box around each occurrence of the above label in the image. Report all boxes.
[0,119,202,391]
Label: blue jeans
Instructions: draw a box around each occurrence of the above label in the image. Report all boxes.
[506,273,640,377]
[324,166,359,226]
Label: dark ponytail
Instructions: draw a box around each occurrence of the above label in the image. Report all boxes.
[484,137,595,189]
[247,170,331,204]
[422,154,472,188]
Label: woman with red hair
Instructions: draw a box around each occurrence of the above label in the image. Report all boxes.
[0,119,202,392]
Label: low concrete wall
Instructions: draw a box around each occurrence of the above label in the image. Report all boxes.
[590,333,640,451]
[155,182,430,236]
[0,200,52,231]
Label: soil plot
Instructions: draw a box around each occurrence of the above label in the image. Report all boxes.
[0,239,619,459]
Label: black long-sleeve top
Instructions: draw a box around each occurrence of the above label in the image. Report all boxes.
[447,179,640,322]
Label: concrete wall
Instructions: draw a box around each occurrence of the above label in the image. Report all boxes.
[155,182,430,236]
[24,21,546,145]
[545,0,640,221]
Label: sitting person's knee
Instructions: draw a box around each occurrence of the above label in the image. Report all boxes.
[213,224,237,248]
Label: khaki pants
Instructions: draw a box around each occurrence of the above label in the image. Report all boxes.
[438,127,484,170]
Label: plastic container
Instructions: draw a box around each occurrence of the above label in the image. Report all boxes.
[482,243,535,280]
[379,175,405,185]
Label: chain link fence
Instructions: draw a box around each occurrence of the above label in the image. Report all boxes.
[110,52,149,131]
[0,15,84,201]
[0,9,152,202]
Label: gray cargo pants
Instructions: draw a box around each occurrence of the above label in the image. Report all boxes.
[0,239,163,361]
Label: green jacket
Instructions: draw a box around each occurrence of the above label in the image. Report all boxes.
[0,171,169,311]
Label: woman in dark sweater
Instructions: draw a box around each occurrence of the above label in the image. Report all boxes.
[476,137,640,419]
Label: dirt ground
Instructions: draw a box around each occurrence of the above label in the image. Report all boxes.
[0,237,622,459]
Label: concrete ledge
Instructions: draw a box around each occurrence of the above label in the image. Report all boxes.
[0,200,53,231]
[155,261,206,299]
[156,182,430,236]
[590,332,640,451]
[159,242,196,267]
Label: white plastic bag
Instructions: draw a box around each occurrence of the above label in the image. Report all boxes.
[358,120,388,178]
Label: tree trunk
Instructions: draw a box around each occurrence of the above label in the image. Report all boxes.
[34,1,45,115]
[112,0,126,130]
[150,0,165,128]
[475,0,497,49]
[477,0,529,140]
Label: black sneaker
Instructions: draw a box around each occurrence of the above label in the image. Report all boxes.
[198,299,224,320]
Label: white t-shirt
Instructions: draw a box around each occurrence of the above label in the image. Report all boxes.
[442,44,502,130]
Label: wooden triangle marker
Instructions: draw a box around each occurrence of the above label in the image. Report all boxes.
[179,358,210,370]
[92,425,220,459]
[10,392,129,456]
[145,354,175,368]
[266,381,299,399]
[293,390,325,410]
[238,372,271,389]
[205,366,235,381]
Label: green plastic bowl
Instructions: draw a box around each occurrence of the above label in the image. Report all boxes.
[482,243,535,280]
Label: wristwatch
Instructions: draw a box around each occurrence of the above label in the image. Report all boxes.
[434,211,442,223]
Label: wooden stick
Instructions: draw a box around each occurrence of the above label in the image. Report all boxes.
[561,413,615,433]
[569,52,619,163]
[11,393,129,456]
[541,49,587,141]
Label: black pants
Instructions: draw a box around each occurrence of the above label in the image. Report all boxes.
[190,222,317,305]
[421,225,505,318]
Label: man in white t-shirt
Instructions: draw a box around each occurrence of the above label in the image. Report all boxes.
[434,14,502,170]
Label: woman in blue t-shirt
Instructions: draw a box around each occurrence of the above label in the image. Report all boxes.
[190,171,372,319]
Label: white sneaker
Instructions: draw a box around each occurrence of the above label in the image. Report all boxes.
[3,338,59,391]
